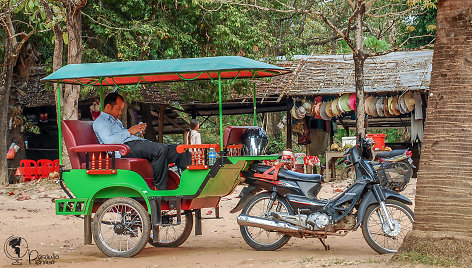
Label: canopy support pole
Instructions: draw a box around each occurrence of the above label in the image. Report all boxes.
[57,83,63,166]
[159,104,165,143]
[99,85,104,111]
[252,71,257,126]
[218,73,224,151]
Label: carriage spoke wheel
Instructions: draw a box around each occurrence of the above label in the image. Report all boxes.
[92,197,150,257]
[148,210,193,247]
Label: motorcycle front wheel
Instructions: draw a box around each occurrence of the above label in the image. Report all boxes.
[362,199,414,254]
[239,192,293,251]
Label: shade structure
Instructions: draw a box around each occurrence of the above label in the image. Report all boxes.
[41,56,290,85]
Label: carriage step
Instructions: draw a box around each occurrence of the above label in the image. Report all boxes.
[55,198,88,215]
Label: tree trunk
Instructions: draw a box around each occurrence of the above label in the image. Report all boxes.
[354,1,366,138]
[42,0,66,168]
[63,1,84,121]
[397,0,472,263]
[0,13,30,184]
[59,0,87,168]
[0,38,14,185]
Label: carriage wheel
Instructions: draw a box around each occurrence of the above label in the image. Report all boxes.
[92,197,150,257]
[148,210,193,247]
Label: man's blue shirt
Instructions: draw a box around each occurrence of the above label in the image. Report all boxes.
[92,112,143,157]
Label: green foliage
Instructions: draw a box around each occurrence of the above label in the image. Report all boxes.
[395,250,458,267]
[368,128,406,143]
[400,6,437,48]
[364,36,389,53]
[334,128,407,145]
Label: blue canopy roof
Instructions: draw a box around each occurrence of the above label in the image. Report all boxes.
[42,56,290,86]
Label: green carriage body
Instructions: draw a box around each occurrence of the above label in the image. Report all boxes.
[55,155,279,216]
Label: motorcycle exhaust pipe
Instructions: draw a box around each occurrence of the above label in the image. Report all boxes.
[237,215,300,233]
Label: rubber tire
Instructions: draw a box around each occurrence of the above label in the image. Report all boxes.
[92,197,151,257]
[148,211,193,247]
[239,192,293,251]
[361,199,414,254]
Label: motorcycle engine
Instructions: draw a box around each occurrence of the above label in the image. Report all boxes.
[307,213,330,229]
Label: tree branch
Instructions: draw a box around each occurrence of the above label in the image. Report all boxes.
[81,11,134,31]
[0,0,26,20]
[366,34,435,57]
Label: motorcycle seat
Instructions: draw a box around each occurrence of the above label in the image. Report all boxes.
[375,149,406,159]
[252,165,323,182]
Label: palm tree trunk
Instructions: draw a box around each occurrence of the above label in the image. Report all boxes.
[398,0,472,262]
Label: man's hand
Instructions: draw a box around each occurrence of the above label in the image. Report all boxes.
[128,123,147,135]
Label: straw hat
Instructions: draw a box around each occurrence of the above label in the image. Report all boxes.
[364,96,375,116]
[365,96,375,116]
[326,101,334,118]
[337,97,345,113]
[349,93,356,111]
[404,91,415,112]
[398,95,407,114]
[391,96,401,116]
[320,102,330,120]
[368,97,379,117]
[339,94,352,112]
[376,97,385,117]
[297,106,307,118]
[290,105,298,118]
[387,97,395,115]
[303,101,312,115]
[310,102,316,116]
[384,97,391,117]
[331,98,341,116]
[314,102,322,116]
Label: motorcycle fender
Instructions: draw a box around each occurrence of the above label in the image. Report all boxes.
[355,188,412,228]
[230,185,259,213]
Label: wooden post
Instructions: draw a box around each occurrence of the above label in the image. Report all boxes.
[286,108,292,149]
[84,214,92,245]
[158,104,165,143]
[121,101,128,128]
[184,130,188,145]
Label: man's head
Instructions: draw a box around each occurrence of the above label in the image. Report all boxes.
[103,92,124,119]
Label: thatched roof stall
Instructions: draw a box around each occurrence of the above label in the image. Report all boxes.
[256,50,432,97]
[255,50,432,129]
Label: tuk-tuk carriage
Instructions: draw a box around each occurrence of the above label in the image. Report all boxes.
[42,56,290,257]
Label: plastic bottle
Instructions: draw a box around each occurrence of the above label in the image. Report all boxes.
[208,148,217,166]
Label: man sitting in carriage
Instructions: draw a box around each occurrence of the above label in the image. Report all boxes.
[93,92,190,190]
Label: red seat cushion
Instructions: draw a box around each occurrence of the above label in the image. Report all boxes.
[63,120,153,178]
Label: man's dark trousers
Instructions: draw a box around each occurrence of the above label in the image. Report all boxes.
[124,140,189,190]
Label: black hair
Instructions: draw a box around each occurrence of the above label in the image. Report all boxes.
[190,119,199,130]
[104,92,123,107]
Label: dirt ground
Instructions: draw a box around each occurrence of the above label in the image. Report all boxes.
[0,178,424,268]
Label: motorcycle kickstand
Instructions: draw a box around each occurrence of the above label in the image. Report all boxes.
[318,238,330,251]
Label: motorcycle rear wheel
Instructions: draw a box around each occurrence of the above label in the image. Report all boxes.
[239,192,293,251]
[362,199,414,254]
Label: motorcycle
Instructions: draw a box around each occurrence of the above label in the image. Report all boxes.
[340,147,414,192]
[232,138,414,254]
